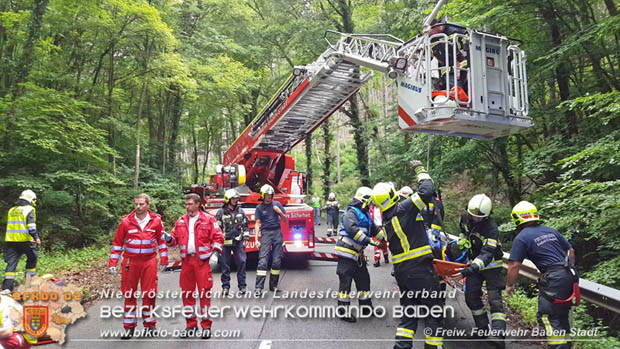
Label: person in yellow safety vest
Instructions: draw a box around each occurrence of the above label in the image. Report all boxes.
[453,194,506,349]
[372,161,444,349]
[311,193,321,226]
[2,190,40,294]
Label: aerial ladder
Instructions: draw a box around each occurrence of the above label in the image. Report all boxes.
[194,0,532,256]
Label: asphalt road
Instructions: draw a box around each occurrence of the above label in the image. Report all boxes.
[51,224,539,349]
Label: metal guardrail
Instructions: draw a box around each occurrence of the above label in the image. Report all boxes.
[446,234,620,314]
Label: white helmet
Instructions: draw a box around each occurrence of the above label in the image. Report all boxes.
[19,190,37,206]
[224,189,240,203]
[467,194,492,218]
[328,192,336,200]
[260,184,275,200]
[354,186,373,208]
[398,186,414,198]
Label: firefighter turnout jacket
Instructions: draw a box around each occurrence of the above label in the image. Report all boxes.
[382,180,435,268]
[216,205,250,246]
[169,211,224,260]
[459,213,504,272]
[335,200,384,261]
[109,210,169,267]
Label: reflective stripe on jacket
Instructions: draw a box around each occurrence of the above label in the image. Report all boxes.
[109,210,169,267]
[169,211,224,260]
[383,179,435,268]
[5,205,36,242]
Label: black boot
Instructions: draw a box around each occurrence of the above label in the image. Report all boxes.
[269,274,280,291]
[373,261,380,268]
[120,327,135,340]
[180,327,198,339]
[336,301,356,323]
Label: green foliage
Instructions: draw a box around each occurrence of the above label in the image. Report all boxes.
[505,288,538,327]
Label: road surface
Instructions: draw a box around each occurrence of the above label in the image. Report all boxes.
[50,224,538,348]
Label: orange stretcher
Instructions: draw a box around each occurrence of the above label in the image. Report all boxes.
[432,259,467,278]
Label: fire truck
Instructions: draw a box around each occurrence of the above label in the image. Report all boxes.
[191,0,532,256]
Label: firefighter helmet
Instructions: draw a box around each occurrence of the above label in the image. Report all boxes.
[224,189,240,203]
[372,182,399,212]
[328,192,336,201]
[353,186,373,209]
[467,194,492,218]
[398,186,414,198]
[19,190,37,206]
[260,184,275,200]
[511,201,540,226]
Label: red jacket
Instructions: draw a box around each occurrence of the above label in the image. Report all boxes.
[169,211,224,260]
[109,210,169,267]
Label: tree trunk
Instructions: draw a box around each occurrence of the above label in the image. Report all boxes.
[336,124,341,183]
[305,134,313,193]
[168,86,183,173]
[201,121,212,183]
[13,0,50,97]
[322,120,331,201]
[347,96,370,187]
[540,4,577,136]
[191,120,199,184]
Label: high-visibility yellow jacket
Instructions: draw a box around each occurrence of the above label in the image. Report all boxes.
[5,204,37,242]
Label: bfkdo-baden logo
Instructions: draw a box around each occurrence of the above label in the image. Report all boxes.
[24,305,49,338]
[12,275,87,344]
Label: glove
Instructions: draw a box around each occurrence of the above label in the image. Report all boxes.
[369,238,382,248]
[159,264,168,272]
[209,252,219,268]
[109,267,117,275]
[410,160,424,172]
[161,231,172,243]
[243,234,250,242]
[460,264,477,277]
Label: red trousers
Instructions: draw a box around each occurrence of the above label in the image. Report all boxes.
[0,333,30,349]
[180,255,213,329]
[121,256,158,328]
[374,240,389,263]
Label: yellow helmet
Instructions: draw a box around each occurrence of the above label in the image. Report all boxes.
[371,182,399,212]
[511,201,539,226]
[353,186,373,209]
[19,190,37,206]
[224,189,240,203]
[260,184,275,200]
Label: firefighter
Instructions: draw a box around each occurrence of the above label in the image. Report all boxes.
[168,193,224,339]
[429,18,469,103]
[334,187,385,323]
[325,192,339,237]
[216,189,250,295]
[254,184,287,295]
[108,194,169,339]
[2,190,40,294]
[507,201,578,349]
[370,203,389,268]
[371,161,444,349]
[453,194,506,348]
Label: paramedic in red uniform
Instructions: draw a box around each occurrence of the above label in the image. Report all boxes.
[168,193,224,339]
[109,193,169,339]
